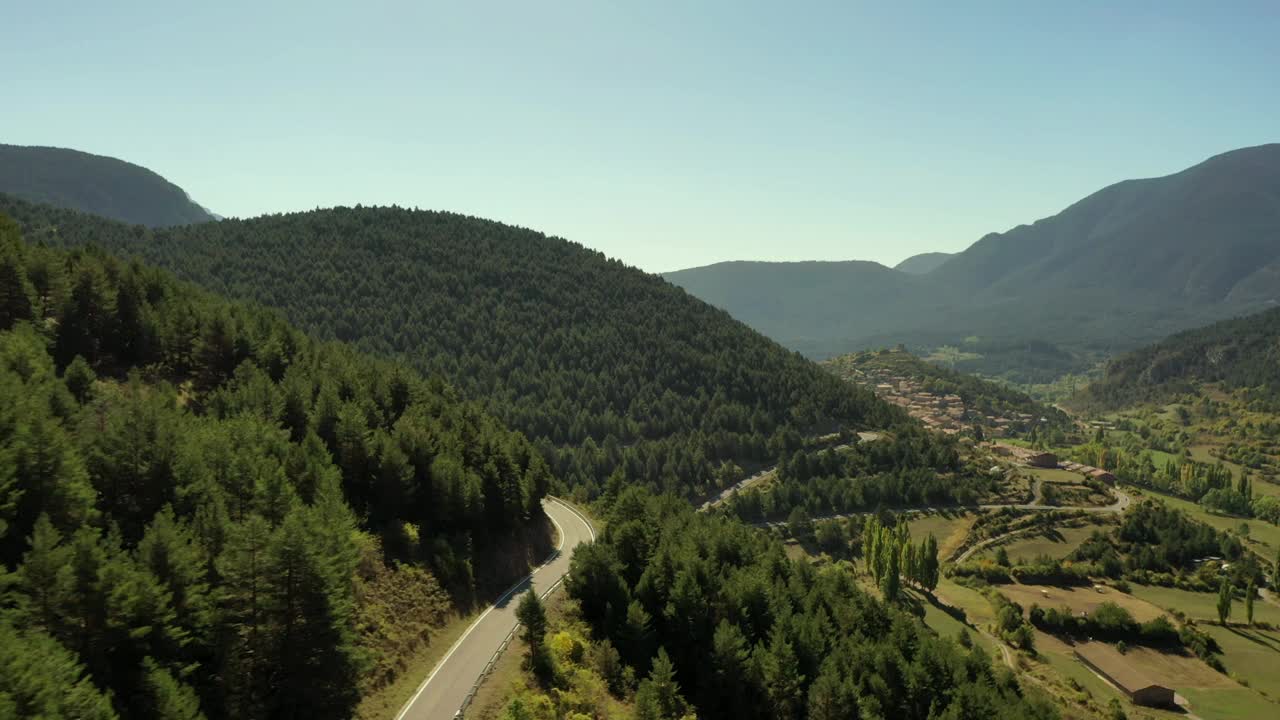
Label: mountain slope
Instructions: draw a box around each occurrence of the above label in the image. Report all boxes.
[1073,305,1280,410]
[893,251,953,274]
[665,144,1280,367]
[943,144,1280,302]
[662,260,945,356]
[0,214,551,719]
[2,196,899,501]
[0,144,214,226]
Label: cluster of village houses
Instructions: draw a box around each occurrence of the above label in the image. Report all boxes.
[851,367,1036,437]
[988,443,1118,483]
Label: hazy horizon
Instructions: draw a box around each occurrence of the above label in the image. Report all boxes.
[5,1,1278,272]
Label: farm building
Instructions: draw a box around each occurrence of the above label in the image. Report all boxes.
[1024,451,1058,468]
[991,443,1057,467]
[1089,468,1118,484]
[1074,644,1176,708]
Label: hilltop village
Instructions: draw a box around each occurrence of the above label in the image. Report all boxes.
[844,359,1044,437]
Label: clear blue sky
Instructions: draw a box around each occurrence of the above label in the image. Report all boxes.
[5,1,1278,272]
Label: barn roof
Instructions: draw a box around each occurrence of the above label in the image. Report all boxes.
[1074,643,1169,694]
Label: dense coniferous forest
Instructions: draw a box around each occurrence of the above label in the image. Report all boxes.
[1,195,899,502]
[1076,306,1280,410]
[0,215,552,719]
[726,427,983,521]
[564,488,1060,720]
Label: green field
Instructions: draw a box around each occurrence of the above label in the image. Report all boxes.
[1202,624,1280,699]
[975,524,1102,564]
[904,511,974,559]
[905,588,997,654]
[1129,584,1280,626]
[1028,467,1087,484]
[1178,687,1280,720]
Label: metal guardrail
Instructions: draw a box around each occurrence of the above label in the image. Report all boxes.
[454,577,568,718]
[452,497,593,718]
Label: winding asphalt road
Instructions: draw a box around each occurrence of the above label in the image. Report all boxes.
[395,498,595,720]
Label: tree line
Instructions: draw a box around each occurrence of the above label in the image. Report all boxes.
[861,515,940,601]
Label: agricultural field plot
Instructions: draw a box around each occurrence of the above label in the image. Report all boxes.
[903,588,998,654]
[935,577,998,629]
[1028,467,1089,484]
[1032,633,1185,720]
[974,524,1104,563]
[1036,629,1276,720]
[1200,624,1280,699]
[1076,641,1277,720]
[1096,642,1235,690]
[987,472,1034,504]
[1046,484,1112,507]
[1188,445,1245,473]
[905,511,975,559]
[999,584,1167,622]
[1129,584,1280,626]
[1178,687,1280,720]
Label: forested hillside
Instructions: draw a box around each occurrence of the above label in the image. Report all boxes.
[0,214,551,719]
[561,488,1060,720]
[2,195,899,503]
[0,145,215,227]
[1075,306,1280,410]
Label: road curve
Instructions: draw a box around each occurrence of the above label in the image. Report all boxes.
[396,497,595,720]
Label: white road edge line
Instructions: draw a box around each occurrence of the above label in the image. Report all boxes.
[392,498,583,720]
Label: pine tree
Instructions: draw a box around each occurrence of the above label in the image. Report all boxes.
[16,515,74,634]
[217,515,274,718]
[141,659,207,720]
[0,240,37,329]
[707,620,750,717]
[758,629,804,720]
[267,507,361,720]
[516,589,551,682]
[63,354,96,403]
[0,618,119,720]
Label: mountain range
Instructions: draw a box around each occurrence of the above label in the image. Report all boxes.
[666,144,1280,379]
[0,144,215,226]
[893,251,953,274]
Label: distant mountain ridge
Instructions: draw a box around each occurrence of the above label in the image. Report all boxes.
[665,144,1280,376]
[0,143,214,226]
[894,251,953,274]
